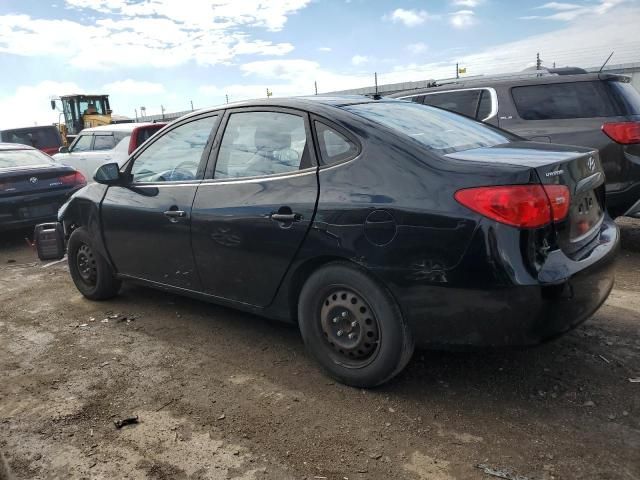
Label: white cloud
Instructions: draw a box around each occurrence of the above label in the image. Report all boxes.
[318,47,332,52]
[525,0,626,20]
[102,79,165,95]
[0,0,308,70]
[407,42,428,55]
[451,0,482,6]
[384,8,432,27]
[351,55,370,66]
[537,2,583,10]
[0,81,82,129]
[450,9,476,28]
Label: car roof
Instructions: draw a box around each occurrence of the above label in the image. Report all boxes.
[172,95,395,122]
[79,122,165,133]
[388,72,629,97]
[0,142,38,151]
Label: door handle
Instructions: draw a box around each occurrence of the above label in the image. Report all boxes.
[271,213,301,222]
[164,209,187,223]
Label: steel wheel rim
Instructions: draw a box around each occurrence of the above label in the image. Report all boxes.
[76,243,97,285]
[320,287,380,367]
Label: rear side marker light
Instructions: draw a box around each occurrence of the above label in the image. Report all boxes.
[455,184,570,228]
[602,122,640,144]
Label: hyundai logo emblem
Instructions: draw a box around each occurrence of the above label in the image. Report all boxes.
[29,176,38,184]
[587,156,596,172]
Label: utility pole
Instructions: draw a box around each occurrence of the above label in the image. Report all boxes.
[190,100,194,111]
[374,72,378,95]
[225,94,229,104]
[161,104,165,120]
[536,52,541,70]
[314,81,318,95]
[456,62,459,79]
[135,108,138,122]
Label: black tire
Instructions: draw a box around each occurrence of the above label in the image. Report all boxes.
[67,227,121,300]
[298,262,414,388]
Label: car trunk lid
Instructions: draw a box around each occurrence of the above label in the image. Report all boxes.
[445,141,606,254]
[0,164,79,197]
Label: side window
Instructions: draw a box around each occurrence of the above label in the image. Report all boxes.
[215,111,310,179]
[93,134,116,151]
[512,82,616,120]
[422,90,482,118]
[476,90,493,120]
[131,115,217,183]
[71,135,92,152]
[315,122,358,165]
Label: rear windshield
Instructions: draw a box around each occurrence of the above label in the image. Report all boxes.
[512,80,640,120]
[0,127,61,148]
[343,101,512,154]
[0,149,53,168]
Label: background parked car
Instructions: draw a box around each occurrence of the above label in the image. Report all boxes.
[0,125,64,156]
[0,143,85,231]
[390,70,640,218]
[53,122,165,180]
[36,97,618,387]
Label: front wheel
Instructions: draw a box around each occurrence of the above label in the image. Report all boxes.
[67,227,121,300]
[298,263,414,388]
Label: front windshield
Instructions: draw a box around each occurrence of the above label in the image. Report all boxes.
[0,149,52,168]
[344,101,513,154]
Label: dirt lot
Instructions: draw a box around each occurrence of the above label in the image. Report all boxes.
[1,220,639,480]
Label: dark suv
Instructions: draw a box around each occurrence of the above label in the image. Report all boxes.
[390,71,640,217]
[0,125,64,157]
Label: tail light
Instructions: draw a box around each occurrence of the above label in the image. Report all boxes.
[58,171,87,187]
[602,122,640,144]
[455,184,570,228]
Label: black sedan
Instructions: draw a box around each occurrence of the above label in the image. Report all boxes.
[0,143,86,231]
[36,96,619,387]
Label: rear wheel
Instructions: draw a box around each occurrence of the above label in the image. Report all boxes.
[68,227,121,300]
[298,263,414,388]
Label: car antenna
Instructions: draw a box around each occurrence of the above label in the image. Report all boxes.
[598,51,614,73]
[370,72,382,100]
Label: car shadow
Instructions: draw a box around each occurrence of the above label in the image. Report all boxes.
[114,281,620,414]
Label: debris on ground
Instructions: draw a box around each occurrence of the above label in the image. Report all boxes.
[629,377,640,383]
[476,463,530,480]
[114,416,139,429]
[217,414,226,420]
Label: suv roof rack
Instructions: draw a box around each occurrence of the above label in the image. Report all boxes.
[431,66,589,88]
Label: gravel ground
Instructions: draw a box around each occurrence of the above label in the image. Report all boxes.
[1,219,639,480]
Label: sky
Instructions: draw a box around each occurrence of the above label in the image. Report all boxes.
[1,0,639,128]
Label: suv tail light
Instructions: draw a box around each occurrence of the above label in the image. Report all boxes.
[602,122,640,144]
[455,184,570,228]
[58,171,87,186]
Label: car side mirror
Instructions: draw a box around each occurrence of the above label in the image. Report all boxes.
[94,162,124,185]
[58,146,69,153]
